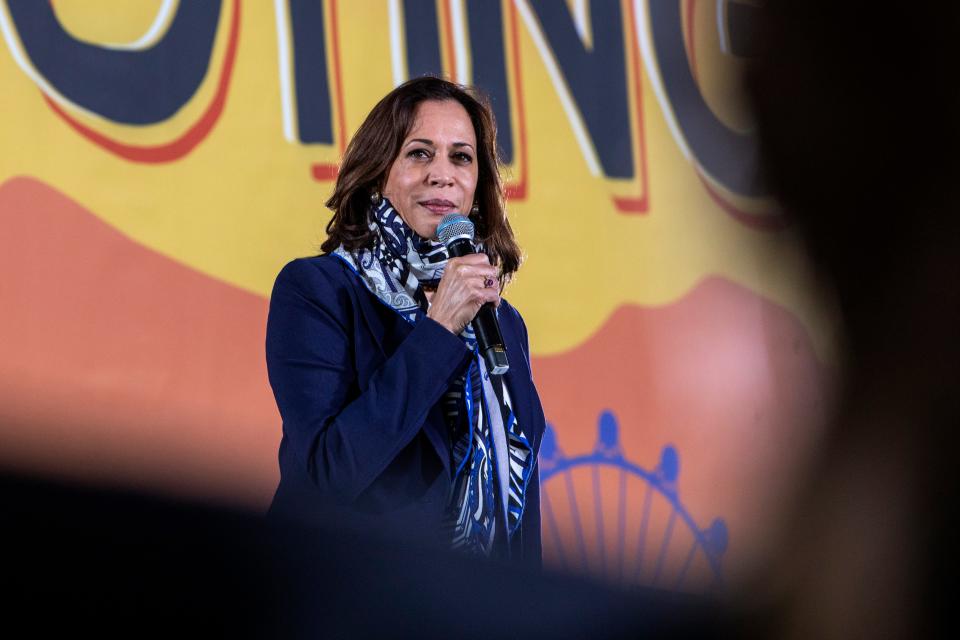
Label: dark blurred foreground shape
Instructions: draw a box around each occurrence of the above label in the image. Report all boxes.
[5,2,960,637]
[743,1,959,638]
[1,471,729,639]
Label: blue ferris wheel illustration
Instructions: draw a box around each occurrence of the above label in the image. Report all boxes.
[538,410,729,591]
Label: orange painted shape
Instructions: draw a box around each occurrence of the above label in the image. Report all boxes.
[439,0,457,79]
[327,0,347,154]
[0,176,279,507]
[311,163,339,181]
[309,0,347,182]
[504,0,528,201]
[613,0,651,214]
[685,0,699,82]
[531,278,832,585]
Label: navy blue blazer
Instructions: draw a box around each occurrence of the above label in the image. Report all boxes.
[265,254,546,565]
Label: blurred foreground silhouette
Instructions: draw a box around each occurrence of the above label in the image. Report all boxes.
[742,2,959,638]
[3,2,958,637]
[2,471,723,639]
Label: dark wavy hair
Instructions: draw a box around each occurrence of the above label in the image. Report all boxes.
[321,76,522,283]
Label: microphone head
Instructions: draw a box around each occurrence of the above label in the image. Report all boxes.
[437,213,475,247]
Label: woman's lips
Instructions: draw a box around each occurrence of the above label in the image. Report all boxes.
[419,199,457,214]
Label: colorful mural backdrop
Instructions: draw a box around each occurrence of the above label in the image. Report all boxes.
[0,1,833,589]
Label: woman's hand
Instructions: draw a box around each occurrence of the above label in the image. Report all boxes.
[427,254,500,335]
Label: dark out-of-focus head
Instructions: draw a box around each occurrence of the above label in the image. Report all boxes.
[322,76,521,281]
[746,2,960,362]
[745,3,959,638]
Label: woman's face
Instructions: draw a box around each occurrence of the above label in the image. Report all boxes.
[382,99,479,239]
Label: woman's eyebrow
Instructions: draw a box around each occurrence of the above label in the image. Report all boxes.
[404,138,475,150]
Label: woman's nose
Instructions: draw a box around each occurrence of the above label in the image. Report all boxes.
[427,160,454,186]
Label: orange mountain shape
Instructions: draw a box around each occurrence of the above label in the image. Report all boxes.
[0,176,279,506]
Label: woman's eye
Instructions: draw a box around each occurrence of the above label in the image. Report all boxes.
[408,148,431,159]
[453,152,473,163]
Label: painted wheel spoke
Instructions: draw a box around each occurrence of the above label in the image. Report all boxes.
[539,417,727,592]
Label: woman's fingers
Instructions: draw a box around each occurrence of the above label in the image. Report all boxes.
[427,255,501,334]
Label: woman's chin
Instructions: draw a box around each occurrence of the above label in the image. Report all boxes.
[417,222,441,241]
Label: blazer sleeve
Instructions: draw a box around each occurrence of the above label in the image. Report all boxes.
[265,258,471,504]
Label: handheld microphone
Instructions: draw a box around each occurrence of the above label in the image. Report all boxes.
[437,213,509,375]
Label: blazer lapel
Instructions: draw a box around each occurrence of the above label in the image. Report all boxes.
[347,272,403,361]
[348,275,453,477]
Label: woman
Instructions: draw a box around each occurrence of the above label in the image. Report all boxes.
[265,77,545,565]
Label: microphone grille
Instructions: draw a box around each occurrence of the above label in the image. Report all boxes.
[437,213,475,246]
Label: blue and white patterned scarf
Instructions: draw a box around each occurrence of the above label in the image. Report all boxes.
[333,198,534,557]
